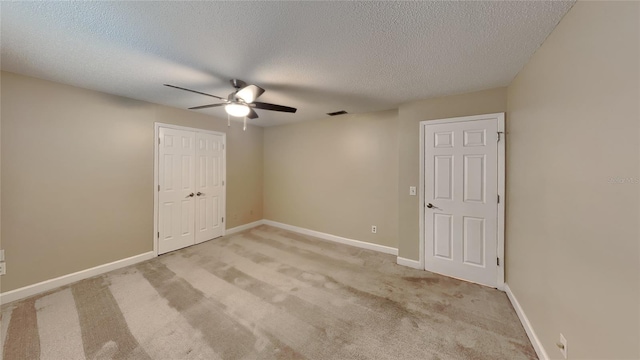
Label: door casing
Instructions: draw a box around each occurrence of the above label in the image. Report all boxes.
[419,113,505,289]
[153,122,227,256]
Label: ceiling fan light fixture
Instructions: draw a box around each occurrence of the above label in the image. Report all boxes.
[165,80,296,121]
[225,103,250,117]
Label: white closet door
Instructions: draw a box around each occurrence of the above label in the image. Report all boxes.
[158,128,196,254]
[195,132,225,243]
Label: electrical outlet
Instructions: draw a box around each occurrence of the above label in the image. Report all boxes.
[558,333,567,359]
[371,225,377,234]
[409,186,416,196]
[0,262,6,276]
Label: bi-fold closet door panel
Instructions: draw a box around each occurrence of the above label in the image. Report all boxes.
[195,132,224,244]
[158,127,225,255]
[158,127,196,254]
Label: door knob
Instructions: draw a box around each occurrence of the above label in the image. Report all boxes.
[196,192,204,196]
[426,203,434,208]
[186,193,195,198]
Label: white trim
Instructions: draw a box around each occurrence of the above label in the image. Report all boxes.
[418,121,427,270]
[220,132,227,237]
[153,122,227,256]
[226,220,265,235]
[0,251,155,305]
[418,113,504,125]
[504,284,549,360]
[397,257,422,269]
[496,114,506,290]
[153,124,160,256]
[419,112,506,289]
[263,220,398,255]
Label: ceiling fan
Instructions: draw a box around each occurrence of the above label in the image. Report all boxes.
[164,79,297,130]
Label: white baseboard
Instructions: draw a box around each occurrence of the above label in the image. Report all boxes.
[397,256,422,269]
[504,284,548,360]
[226,220,265,235]
[0,251,155,305]
[263,220,398,256]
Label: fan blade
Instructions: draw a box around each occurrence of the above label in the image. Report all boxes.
[253,102,297,113]
[235,85,265,103]
[164,84,226,100]
[189,103,226,110]
[247,108,259,119]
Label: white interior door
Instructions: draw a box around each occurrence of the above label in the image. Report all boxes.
[424,117,499,287]
[158,127,196,254]
[195,132,225,244]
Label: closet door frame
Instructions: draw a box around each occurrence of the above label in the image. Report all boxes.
[153,122,227,256]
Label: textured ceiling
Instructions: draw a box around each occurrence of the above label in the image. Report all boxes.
[1,1,574,126]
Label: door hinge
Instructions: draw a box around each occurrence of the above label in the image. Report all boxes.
[222,144,225,150]
[497,257,500,266]
[497,132,504,142]
[157,232,160,239]
[497,194,500,204]
[158,185,160,192]
[158,137,161,145]
[222,180,225,186]
[222,217,224,223]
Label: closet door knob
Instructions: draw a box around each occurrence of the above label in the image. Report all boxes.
[186,193,195,198]
[196,192,204,196]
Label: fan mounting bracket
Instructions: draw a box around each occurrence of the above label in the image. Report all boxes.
[230,79,247,90]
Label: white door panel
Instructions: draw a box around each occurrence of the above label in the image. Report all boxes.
[195,132,224,244]
[425,118,498,287]
[158,128,196,254]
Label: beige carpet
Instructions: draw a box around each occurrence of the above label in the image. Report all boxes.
[1,225,536,360]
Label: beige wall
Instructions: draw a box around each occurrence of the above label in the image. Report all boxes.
[264,110,399,248]
[0,73,3,274]
[397,88,507,259]
[1,71,263,292]
[506,2,639,359]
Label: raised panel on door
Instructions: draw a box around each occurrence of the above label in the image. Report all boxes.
[158,128,196,254]
[195,132,225,244]
[463,155,486,203]
[433,213,453,259]
[434,156,453,200]
[463,216,485,266]
[424,118,499,287]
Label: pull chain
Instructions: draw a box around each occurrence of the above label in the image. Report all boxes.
[243,116,247,131]
[227,114,231,127]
